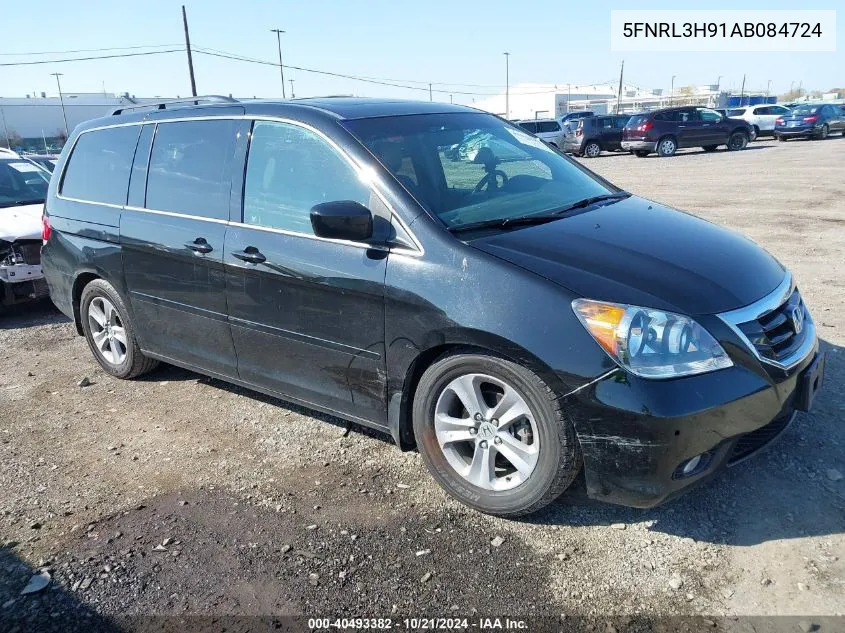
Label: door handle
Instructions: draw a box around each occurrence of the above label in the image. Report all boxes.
[185,238,213,254]
[231,247,266,264]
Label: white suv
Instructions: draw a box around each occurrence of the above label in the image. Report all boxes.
[726,104,792,137]
[515,119,566,148]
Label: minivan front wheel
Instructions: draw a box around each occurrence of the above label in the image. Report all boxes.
[80,279,159,379]
[657,137,677,157]
[413,351,581,517]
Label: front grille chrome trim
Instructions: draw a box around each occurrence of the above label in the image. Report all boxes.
[718,273,817,371]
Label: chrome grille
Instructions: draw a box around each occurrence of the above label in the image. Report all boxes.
[736,289,808,363]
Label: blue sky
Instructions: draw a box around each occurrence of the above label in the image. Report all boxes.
[1,0,842,103]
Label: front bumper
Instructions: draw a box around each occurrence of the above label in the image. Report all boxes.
[621,140,654,151]
[565,335,822,508]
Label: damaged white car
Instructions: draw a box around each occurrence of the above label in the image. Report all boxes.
[1,157,50,310]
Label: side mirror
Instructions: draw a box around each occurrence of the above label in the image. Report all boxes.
[310,200,373,242]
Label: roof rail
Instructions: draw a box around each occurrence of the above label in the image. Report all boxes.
[111,95,239,116]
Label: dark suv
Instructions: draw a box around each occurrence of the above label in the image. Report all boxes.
[562,114,631,157]
[42,97,823,517]
[622,106,755,157]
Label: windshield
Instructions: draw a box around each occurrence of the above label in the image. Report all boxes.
[344,113,613,229]
[0,159,49,208]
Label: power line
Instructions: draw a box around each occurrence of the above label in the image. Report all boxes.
[0,49,183,67]
[0,44,180,57]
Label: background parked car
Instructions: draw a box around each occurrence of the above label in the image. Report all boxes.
[774,103,845,141]
[559,111,594,125]
[516,119,566,148]
[726,104,792,137]
[622,106,755,157]
[562,114,631,157]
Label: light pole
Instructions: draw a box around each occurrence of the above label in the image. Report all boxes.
[1,107,11,149]
[51,73,69,138]
[766,79,772,97]
[289,79,295,99]
[670,75,676,103]
[270,29,286,98]
[503,52,510,119]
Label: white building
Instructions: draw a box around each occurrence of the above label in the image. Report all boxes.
[473,83,724,119]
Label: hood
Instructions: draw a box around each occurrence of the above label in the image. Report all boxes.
[0,203,44,242]
[470,196,785,315]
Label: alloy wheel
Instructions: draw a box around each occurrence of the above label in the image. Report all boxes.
[585,143,601,158]
[87,296,128,365]
[434,373,539,491]
[659,139,676,156]
[819,124,829,139]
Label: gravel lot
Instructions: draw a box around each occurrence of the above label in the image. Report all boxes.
[1,136,844,631]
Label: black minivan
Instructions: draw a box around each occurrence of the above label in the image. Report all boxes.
[42,97,824,517]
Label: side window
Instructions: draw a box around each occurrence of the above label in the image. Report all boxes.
[699,109,723,122]
[243,121,370,235]
[518,122,537,133]
[615,116,631,128]
[145,119,239,220]
[654,111,676,122]
[60,126,139,205]
[771,106,789,115]
[599,117,614,129]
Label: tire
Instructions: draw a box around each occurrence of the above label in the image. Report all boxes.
[656,136,677,157]
[752,125,760,138]
[583,141,601,158]
[777,135,787,142]
[702,145,718,152]
[727,131,748,151]
[80,279,158,379]
[634,150,650,158]
[412,350,581,517]
[815,124,829,140]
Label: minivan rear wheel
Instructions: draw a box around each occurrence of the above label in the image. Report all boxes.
[657,137,677,157]
[412,351,581,517]
[80,279,159,379]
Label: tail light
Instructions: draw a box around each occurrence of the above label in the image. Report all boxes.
[775,118,784,125]
[42,213,52,243]
[803,116,818,123]
[636,121,654,133]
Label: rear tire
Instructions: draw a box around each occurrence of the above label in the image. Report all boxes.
[80,279,159,379]
[702,145,718,152]
[815,124,829,140]
[656,136,677,157]
[412,351,581,517]
[634,150,650,158]
[777,135,787,142]
[583,141,601,158]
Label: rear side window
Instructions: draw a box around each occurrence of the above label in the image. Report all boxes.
[653,111,674,122]
[518,122,538,133]
[599,117,614,129]
[242,121,370,235]
[625,115,647,127]
[145,119,239,220]
[536,121,561,133]
[60,126,139,205]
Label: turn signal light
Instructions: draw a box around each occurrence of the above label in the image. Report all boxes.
[572,301,625,355]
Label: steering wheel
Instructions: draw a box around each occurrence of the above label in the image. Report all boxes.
[473,170,509,194]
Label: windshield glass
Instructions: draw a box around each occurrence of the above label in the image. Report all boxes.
[0,159,49,208]
[344,113,613,229]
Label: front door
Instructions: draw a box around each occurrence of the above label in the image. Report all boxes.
[696,108,727,145]
[121,114,244,377]
[224,120,388,422]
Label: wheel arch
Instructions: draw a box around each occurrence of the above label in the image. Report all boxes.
[387,331,568,451]
[70,267,124,335]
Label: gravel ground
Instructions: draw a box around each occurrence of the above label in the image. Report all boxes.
[1,136,844,632]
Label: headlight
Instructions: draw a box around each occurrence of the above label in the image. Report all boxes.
[572,299,733,379]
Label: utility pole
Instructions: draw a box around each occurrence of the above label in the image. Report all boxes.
[797,80,803,99]
[615,60,624,114]
[766,79,771,97]
[567,83,571,113]
[50,73,69,138]
[429,83,432,102]
[449,94,453,104]
[270,29,286,98]
[503,52,510,119]
[739,73,746,106]
[181,5,197,97]
[289,79,295,98]
[670,75,676,104]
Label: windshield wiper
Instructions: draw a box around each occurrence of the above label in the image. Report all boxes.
[449,213,562,233]
[553,191,630,214]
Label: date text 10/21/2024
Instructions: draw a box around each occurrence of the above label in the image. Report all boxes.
[308,618,528,630]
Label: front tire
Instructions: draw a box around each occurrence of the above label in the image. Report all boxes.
[727,131,748,151]
[80,279,159,379]
[412,351,581,517]
[657,136,677,157]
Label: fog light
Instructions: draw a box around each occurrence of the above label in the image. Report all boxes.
[673,452,712,479]
[682,455,702,475]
